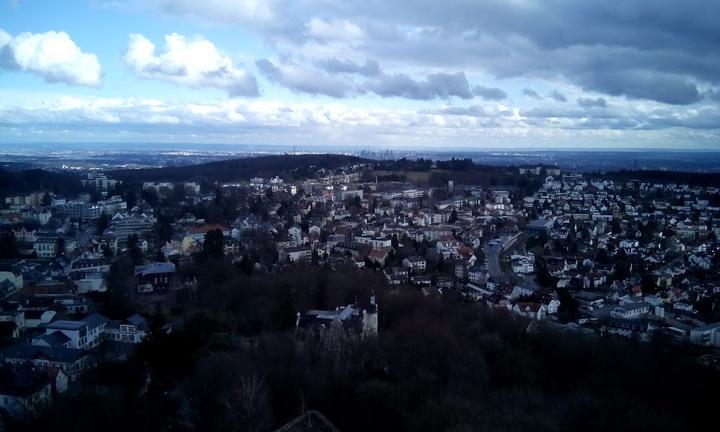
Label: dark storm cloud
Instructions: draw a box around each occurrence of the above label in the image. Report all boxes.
[148,0,720,106]
[364,72,473,100]
[549,90,567,102]
[316,58,381,76]
[255,58,355,97]
[576,70,701,105]
[523,88,541,99]
[326,0,720,105]
[577,97,608,108]
[472,85,507,101]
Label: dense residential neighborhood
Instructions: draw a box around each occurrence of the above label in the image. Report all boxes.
[0,156,719,429]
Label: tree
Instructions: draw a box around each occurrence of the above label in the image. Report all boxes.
[214,186,223,206]
[311,249,319,265]
[271,284,296,331]
[557,288,580,322]
[203,229,225,259]
[101,244,114,259]
[55,237,66,257]
[127,234,143,266]
[102,257,136,318]
[449,209,458,223]
[475,246,487,265]
[0,233,18,259]
[641,272,657,295]
[96,212,110,235]
[391,234,399,250]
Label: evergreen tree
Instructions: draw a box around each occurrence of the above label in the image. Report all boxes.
[203,229,225,259]
[127,234,143,266]
[97,212,110,235]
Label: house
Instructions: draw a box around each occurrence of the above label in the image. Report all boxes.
[288,225,303,244]
[467,264,487,284]
[689,323,720,348]
[0,364,52,418]
[368,247,393,266]
[279,245,312,263]
[23,310,56,329]
[35,313,108,350]
[0,302,24,331]
[512,302,547,321]
[511,253,535,274]
[602,318,654,342]
[182,224,230,250]
[2,344,93,381]
[0,271,22,300]
[609,302,650,319]
[296,296,378,339]
[135,262,176,293]
[105,314,148,344]
[402,255,426,272]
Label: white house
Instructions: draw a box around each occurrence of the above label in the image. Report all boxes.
[511,253,535,274]
[689,323,720,347]
[402,255,427,272]
[279,245,312,263]
[288,225,303,244]
[512,302,548,321]
[105,314,148,344]
[610,302,650,319]
[36,313,108,350]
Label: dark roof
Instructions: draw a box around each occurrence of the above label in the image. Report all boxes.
[274,411,341,432]
[135,262,176,276]
[37,331,71,347]
[2,343,86,364]
[83,312,109,330]
[0,363,51,398]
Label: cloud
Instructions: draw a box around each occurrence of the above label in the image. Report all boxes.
[256,58,355,97]
[577,97,608,108]
[125,1,720,106]
[316,57,381,76]
[365,72,473,100]
[549,90,567,102]
[305,18,364,40]
[432,105,512,118]
[2,93,719,149]
[147,0,277,26]
[576,69,701,105]
[0,28,101,87]
[707,90,720,102]
[472,85,507,101]
[124,33,258,97]
[523,88,542,99]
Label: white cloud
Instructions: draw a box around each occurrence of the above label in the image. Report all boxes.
[123,33,258,96]
[0,28,101,87]
[3,93,718,149]
[305,18,365,41]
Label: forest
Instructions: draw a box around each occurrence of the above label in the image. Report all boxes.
[19,258,720,432]
[109,154,369,183]
[0,167,82,197]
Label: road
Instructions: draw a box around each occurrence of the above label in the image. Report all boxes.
[483,240,504,278]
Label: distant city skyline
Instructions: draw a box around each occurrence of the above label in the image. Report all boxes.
[1,1,720,149]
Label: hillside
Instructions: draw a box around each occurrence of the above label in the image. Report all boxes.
[109,154,369,183]
[0,167,82,197]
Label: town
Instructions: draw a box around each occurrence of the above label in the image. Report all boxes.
[0,155,718,429]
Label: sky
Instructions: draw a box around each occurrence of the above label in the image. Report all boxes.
[1,0,719,150]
